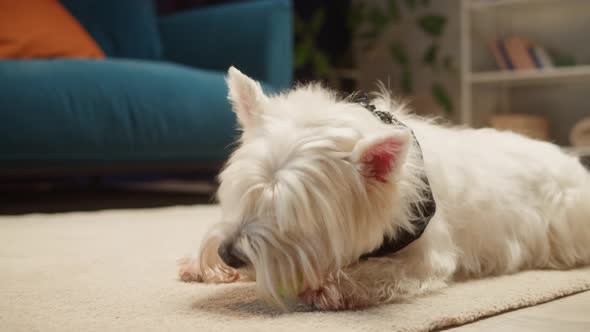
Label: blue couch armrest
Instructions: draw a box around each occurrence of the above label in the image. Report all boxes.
[158,0,293,91]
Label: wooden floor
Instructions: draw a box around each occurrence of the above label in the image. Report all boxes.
[448,291,590,331]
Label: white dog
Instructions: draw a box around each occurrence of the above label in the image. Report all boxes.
[179,67,590,311]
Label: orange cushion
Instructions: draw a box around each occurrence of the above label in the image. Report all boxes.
[0,0,104,59]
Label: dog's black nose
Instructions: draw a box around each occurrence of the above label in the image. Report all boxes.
[218,242,246,269]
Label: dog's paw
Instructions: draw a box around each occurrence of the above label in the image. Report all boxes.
[177,256,242,283]
[300,284,350,311]
[300,277,374,311]
[177,257,204,282]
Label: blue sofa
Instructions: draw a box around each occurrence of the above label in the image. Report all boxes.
[0,0,292,176]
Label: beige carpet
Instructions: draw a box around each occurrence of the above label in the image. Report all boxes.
[1,206,589,332]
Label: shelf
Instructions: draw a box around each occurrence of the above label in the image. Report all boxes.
[469,0,582,10]
[469,66,590,86]
[471,0,539,10]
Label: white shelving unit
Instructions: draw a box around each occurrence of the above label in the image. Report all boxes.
[469,0,584,10]
[470,65,590,86]
[460,0,590,155]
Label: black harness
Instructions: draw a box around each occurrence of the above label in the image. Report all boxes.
[351,93,437,260]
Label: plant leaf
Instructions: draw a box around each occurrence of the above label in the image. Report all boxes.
[367,7,388,33]
[432,82,453,114]
[312,51,331,77]
[390,42,409,65]
[310,8,326,33]
[294,46,308,69]
[294,14,306,36]
[417,15,447,37]
[388,0,401,22]
[553,54,576,67]
[294,37,313,69]
[443,55,453,72]
[422,43,439,67]
[348,4,365,31]
[405,0,417,10]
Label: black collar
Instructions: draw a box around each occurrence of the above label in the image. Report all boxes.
[351,93,437,260]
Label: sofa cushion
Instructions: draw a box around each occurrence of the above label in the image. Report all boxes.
[61,0,162,60]
[0,59,238,169]
[0,0,104,59]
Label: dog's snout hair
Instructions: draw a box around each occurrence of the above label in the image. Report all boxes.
[218,240,247,269]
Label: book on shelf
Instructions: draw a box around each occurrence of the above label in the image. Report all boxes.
[505,36,536,70]
[489,37,554,71]
[527,47,542,68]
[530,45,554,68]
[489,40,513,70]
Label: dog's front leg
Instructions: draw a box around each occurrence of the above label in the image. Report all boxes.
[178,237,245,283]
[299,270,372,310]
[301,250,453,310]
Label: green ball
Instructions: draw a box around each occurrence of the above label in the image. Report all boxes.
[278,276,303,298]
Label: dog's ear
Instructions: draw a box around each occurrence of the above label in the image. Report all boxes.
[226,66,267,129]
[351,129,411,183]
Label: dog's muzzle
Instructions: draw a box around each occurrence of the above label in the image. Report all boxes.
[218,241,247,269]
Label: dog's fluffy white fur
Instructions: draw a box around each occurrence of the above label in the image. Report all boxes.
[179,67,590,311]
